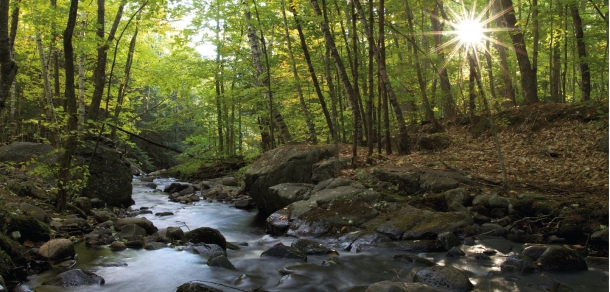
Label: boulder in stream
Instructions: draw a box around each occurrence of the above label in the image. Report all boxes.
[261,243,307,261]
[38,239,75,262]
[114,217,158,235]
[243,145,333,214]
[537,246,588,271]
[413,266,474,292]
[207,254,237,270]
[366,281,444,292]
[500,254,538,273]
[176,281,223,292]
[42,269,104,287]
[291,239,337,255]
[184,227,227,249]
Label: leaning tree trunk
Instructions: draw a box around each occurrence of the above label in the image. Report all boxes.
[500,0,539,105]
[281,0,316,144]
[110,23,139,139]
[569,2,591,101]
[353,0,412,154]
[0,0,18,113]
[57,0,79,212]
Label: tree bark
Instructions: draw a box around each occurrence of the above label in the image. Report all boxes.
[111,23,139,139]
[8,0,18,117]
[430,2,455,118]
[0,0,18,113]
[289,2,334,140]
[550,2,562,103]
[36,32,57,126]
[500,0,539,105]
[87,0,124,122]
[569,3,591,101]
[366,0,374,162]
[353,0,411,154]
[57,0,79,212]
[349,0,361,153]
[281,0,316,144]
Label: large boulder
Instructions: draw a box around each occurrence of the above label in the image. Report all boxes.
[413,266,474,292]
[77,137,133,207]
[183,227,227,249]
[0,142,57,166]
[243,145,334,214]
[42,269,104,287]
[537,246,588,271]
[17,203,50,223]
[114,217,157,235]
[176,282,223,292]
[38,239,75,262]
[267,183,315,211]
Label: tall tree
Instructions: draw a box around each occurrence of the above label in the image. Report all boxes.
[430,1,455,117]
[0,0,17,112]
[500,0,539,105]
[569,1,591,101]
[57,0,79,212]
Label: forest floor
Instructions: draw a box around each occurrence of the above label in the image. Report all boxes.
[337,101,609,233]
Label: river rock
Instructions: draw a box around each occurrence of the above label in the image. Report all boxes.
[266,208,293,236]
[163,182,190,193]
[178,186,195,196]
[522,244,549,261]
[436,232,461,251]
[221,177,238,186]
[114,217,158,234]
[243,145,333,214]
[207,254,237,270]
[118,224,147,241]
[476,223,506,236]
[110,241,126,251]
[591,228,609,243]
[444,188,472,208]
[17,203,50,223]
[12,284,34,292]
[288,200,379,238]
[537,246,588,271]
[176,281,223,292]
[526,275,573,292]
[261,243,307,261]
[38,239,75,262]
[349,231,393,252]
[165,226,185,241]
[413,266,474,292]
[268,183,314,209]
[366,281,444,292]
[78,137,133,207]
[291,239,336,255]
[308,178,380,206]
[393,254,436,266]
[500,254,538,273]
[125,240,145,249]
[311,158,347,183]
[184,227,227,249]
[419,172,460,193]
[373,167,420,194]
[91,210,115,223]
[42,269,104,287]
[144,182,157,189]
[446,246,466,257]
[193,244,226,258]
[375,240,443,252]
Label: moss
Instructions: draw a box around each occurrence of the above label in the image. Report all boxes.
[6,215,51,243]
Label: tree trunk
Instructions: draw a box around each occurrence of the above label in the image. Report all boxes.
[214,18,224,153]
[0,0,18,113]
[469,56,476,129]
[550,2,562,103]
[430,3,455,118]
[353,0,411,154]
[57,0,79,212]
[366,0,374,162]
[87,0,124,121]
[111,23,139,139]
[532,0,539,93]
[289,1,335,140]
[500,0,539,105]
[78,16,86,132]
[310,0,360,161]
[569,2,591,101]
[36,32,59,135]
[349,0,361,153]
[8,0,18,117]
[281,0,316,144]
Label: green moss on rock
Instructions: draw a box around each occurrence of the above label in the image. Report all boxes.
[6,215,51,243]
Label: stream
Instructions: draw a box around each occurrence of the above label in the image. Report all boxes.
[23,178,609,291]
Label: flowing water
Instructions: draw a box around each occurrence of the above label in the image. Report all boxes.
[23,178,609,291]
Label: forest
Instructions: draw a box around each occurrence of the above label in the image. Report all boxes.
[0,0,607,207]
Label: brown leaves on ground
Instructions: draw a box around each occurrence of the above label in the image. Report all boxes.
[339,102,609,205]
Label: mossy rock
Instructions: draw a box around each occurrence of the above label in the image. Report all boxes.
[512,198,560,217]
[6,215,51,243]
[0,233,29,263]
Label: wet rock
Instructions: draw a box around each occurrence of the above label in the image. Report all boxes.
[42,269,105,287]
[266,208,292,236]
[178,186,195,196]
[420,172,460,193]
[163,183,190,194]
[413,266,474,292]
[446,246,465,257]
[124,240,145,249]
[17,203,50,223]
[591,228,609,243]
[110,241,126,251]
[393,254,436,266]
[268,183,315,210]
[308,178,380,206]
[118,224,147,241]
[207,254,237,270]
[311,159,347,183]
[38,239,75,262]
[144,182,157,189]
[349,231,392,252]
[184,227,227,249]
[366,281,444,292]
[476,223,506,236]
[84,229,114,246]
[100,262,128,267]
[291,239,336,255]
[193,244,226,258]
[233,197,253,209]
[537,246,588,271]
[373,167,420,194]
[243,145,333,215]
[444,188,472,208]
[165,226,185,241]
[221,177,238,186]
[155,212,174,217]
[522,244,549,261]
[436,232,461,251]
[176,281,223,292]
[526,275,573,292]
[501,254,538,273]
[288,200,378,238]
[145,242,167,250]
[261,243,307,261]
[12,284,35,292]
[114,217,158,234]
[62,217,89,229]
[474,253,491,260]
[375,240,443,252]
